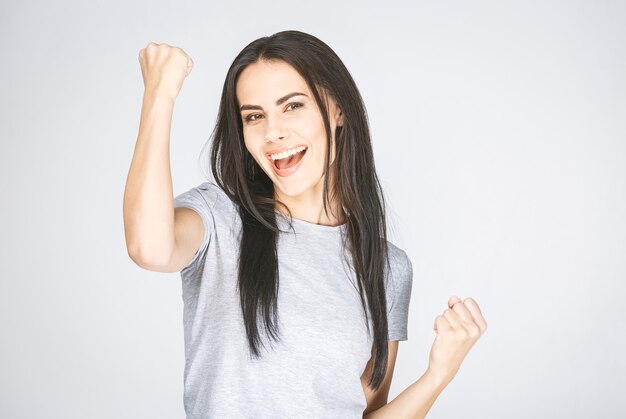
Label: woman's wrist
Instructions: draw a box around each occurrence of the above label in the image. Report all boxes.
[425,366,454,390]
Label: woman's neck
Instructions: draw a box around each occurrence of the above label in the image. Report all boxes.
[274,180,345,227]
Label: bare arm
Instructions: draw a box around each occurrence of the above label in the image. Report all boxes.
[123,42,196,269]
[363,368,448,419]
[123,92,176,265]
[365,296,488,418]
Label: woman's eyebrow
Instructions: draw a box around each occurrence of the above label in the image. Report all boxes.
[239,92,307,111]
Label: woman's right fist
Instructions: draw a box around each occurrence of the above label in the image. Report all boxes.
[138,42,194,101]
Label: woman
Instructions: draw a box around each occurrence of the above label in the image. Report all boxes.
[125,30,487,419]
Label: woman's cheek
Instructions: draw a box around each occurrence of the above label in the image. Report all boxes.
[295,113,325,141]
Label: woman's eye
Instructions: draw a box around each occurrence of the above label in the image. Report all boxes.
[245,113,262,123]
[286,102,303,111]
[244,102,303,123]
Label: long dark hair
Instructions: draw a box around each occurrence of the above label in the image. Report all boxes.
[205,30,392,391]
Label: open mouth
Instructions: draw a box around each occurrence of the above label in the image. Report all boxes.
[269,147,307,170]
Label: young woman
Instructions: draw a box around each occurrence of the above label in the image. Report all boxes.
[125,30,487,419]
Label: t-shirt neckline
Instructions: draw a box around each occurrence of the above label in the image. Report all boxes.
[274,210,347,234]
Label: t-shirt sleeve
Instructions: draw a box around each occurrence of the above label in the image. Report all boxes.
[387,250,414,341]
[173,182,215,272]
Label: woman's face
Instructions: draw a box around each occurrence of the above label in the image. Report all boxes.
[236,59,344,199]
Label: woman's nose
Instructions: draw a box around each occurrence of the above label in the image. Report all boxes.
[264,116,288,143]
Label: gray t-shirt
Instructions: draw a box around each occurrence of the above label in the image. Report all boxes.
[173,181,413,418]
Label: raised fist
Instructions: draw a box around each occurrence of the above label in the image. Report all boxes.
[138,42,194,101]
[428,295,488,384]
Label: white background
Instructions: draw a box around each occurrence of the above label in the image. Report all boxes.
[1,0,624,417]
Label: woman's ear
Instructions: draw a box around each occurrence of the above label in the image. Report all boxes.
[336,106,344,127]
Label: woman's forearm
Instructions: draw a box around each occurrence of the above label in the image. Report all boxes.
[363,369,449,419]
[123,92,177,265]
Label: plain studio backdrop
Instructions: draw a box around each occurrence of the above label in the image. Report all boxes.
[1,0,624,418]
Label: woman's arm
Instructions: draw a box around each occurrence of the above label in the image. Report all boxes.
[365,296,487,418]
[363,368,448,419]
[123,92,176,265]
[123,42,194,267]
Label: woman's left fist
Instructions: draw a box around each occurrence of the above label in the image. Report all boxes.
[427,295,488,385]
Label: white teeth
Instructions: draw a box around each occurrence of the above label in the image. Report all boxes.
[269,146,307,161]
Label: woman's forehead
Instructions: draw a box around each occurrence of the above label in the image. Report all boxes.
[236,60,310,103]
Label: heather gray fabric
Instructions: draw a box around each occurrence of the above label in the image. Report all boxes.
[173,181,413,419]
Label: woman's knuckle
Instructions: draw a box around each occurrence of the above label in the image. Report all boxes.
[468,325,480,337]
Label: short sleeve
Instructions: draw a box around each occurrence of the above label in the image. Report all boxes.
[387,250,414,341]
[173,182,216,272]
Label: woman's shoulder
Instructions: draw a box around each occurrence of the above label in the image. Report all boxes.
[190,180,225,198]
[178,180,237,207]
[384,240,413,286]
[174,180,240,226]
[386,241,411,269]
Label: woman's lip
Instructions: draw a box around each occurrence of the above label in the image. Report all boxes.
[265,144,308,159]
[269,147,307,177]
